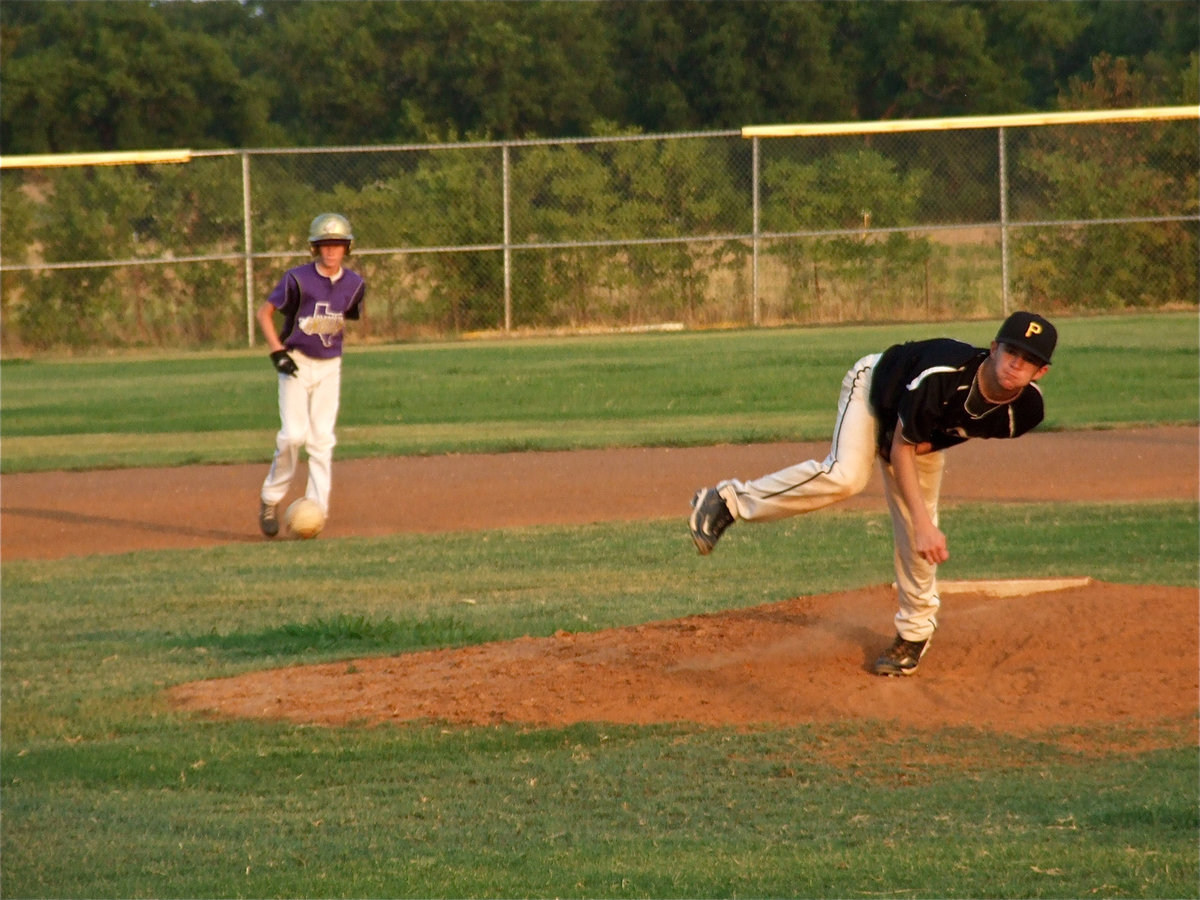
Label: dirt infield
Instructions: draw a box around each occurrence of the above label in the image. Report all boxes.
[3,426,1195,560]
[5,427,1198,738]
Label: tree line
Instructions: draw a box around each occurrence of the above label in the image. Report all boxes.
[2,0,1196,154]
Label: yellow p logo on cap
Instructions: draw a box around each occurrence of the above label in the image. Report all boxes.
[1025,322,1043,338]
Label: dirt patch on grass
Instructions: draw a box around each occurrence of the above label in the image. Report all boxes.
[168,579,1198,744]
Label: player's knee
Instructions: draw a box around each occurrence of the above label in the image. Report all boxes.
[827,460,872,498]
[306,434,336,458]
[279,430,307,451]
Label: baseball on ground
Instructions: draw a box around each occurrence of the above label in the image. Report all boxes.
[286,498,325,539]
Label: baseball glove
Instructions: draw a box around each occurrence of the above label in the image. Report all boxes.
[270,349,298,377]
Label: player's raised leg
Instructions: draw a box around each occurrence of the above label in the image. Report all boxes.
[689,354,881,554]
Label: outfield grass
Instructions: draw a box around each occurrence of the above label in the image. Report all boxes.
[2,503,1197,898]
[1,312,1196,472]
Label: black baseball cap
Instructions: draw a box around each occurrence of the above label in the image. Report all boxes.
[995,311,1056,365]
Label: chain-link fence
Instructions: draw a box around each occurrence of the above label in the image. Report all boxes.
[1,108,1195,352]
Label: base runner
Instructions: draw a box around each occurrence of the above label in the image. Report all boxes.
[256,213,366,537]
[689,312,1057,675]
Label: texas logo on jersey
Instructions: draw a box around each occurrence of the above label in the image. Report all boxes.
[298,303,345,348]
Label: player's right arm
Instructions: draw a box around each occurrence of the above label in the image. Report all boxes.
[257,299,297,377]
[256,301,286,353]
[258,272,302,376]
[890,427,948,565]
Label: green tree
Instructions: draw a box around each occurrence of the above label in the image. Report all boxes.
[837,2,1025,120]
[1065,0,1200,82]
[1016,55,1199,310]
[7,155,247,350]
[607,1,853,131]
[763,147,930,320]
[509,141,619,326]
[977,2,1089,109]
[386,146,504,332]
[243,1,617,143]
[4,1,1196,154]
[603,130,748,323]
[238,1,399,147]
[423,2,616,139]
[0,1,271,153]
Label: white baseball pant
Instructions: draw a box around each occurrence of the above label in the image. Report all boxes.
[260,353,342,516]
[715,353,944,642]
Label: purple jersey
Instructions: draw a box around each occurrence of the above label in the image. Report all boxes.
[868,338,1045,460]
[268,261,365,360]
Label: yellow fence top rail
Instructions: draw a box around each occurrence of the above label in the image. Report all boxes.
[0,149,194,170]
[742,105,1200,138]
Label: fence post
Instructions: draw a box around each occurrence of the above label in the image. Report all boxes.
[998,126,1010,316]
[503,143,512,333]
[752,136,761,326]
[241,151,255,346]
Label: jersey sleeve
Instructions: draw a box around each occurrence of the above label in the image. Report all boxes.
[1008,385,1045,436]
[267,271,302,315]
[267,271,303,345]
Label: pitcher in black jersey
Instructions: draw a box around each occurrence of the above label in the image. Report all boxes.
[689,312,1057,675]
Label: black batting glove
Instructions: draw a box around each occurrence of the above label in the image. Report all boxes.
[270,349,299,377]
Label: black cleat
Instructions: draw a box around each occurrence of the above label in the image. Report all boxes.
[873,634,931,676]
[689,487,735,555]
[259,500,279,537]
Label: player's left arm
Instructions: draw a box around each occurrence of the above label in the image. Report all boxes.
[343,280,365,321]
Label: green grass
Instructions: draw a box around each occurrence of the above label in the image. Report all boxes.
[2,312,1196,472]
[2,313,1197,897]
[4,724,1193,898]
[2,502,1197,897]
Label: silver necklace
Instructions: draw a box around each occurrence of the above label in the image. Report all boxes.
[965,371,1008,419]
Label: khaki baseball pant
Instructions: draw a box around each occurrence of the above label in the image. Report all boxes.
[716,353,944,642]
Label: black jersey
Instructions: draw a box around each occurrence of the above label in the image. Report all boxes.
[868,338,1045,461]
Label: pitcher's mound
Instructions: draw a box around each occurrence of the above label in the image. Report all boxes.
[169,580,1197,738]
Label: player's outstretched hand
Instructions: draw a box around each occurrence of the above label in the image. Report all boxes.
[915,522,949,565]
[270,349,299,377]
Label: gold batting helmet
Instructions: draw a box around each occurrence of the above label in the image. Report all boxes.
[308,213,354,255]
